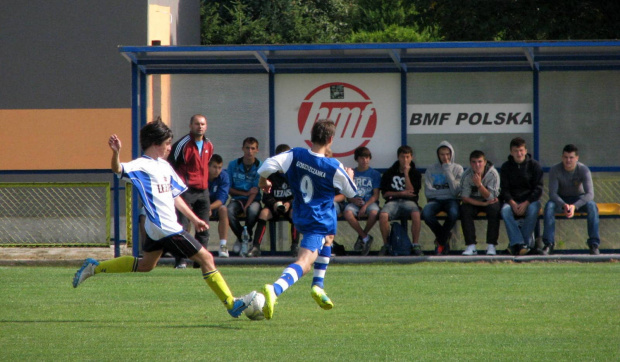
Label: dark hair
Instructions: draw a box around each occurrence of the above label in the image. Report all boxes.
[190,114,206,125]
[140,119,173,151]
[310,119,336,145]
[354,146,372,161]
[563,144,579,155]
[397,145,413,156]
[469,150,486,161]
[209,154,223,165]
[510,137,526,149]
[243,137,259,148]
[275,144,291,155]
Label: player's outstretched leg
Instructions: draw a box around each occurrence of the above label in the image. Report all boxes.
[229,291,257,318]
[311,243,333,309]
[203,268,253,318]
[72,258,99,288]
[311,285,334,310]
[72,255,141,288]
[262,262,304,320]
[262,284,277,320]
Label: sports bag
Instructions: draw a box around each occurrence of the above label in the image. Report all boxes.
[389,222,411,256]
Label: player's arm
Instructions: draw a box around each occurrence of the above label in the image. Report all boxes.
[334,165,357,198]
[108,134,122,174]
[258,151,292,193]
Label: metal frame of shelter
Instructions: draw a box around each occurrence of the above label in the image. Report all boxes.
[119,40,620,255]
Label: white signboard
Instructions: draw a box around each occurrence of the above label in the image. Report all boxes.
[275,74,401,168]
[407,104,533,134]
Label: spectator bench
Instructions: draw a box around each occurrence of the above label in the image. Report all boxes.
[262,203,620,254]
[433,202,620,219]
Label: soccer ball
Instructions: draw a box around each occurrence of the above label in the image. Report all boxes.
[244,292,265,321]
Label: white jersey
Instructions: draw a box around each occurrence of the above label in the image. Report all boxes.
[118,156,187,240]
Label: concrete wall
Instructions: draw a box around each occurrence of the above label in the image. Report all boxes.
[0,0,199,171]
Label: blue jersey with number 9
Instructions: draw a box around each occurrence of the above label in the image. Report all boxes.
[258,148,357,235]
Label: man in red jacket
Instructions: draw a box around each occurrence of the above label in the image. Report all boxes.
[168,114,214,268]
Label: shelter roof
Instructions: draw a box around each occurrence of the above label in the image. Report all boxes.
[119,41,620,74]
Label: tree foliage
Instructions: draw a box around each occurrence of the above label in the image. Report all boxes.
[200,0,620,45]
[414,0,620,41]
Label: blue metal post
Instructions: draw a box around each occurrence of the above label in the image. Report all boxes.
[131,63,141,257]
[268,72,277,254]
[113,175,121,257]
[401,70,407,146]
[533,69,540,160]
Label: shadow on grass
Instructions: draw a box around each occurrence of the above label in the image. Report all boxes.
[0,319,244,330]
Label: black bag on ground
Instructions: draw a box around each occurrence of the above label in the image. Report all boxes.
[389,222,411,256]
[332,241,347,256]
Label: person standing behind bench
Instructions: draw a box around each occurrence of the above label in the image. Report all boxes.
[542,144,600,255]
[422,141,464,255]
[460,150,501,255]
[168,114,213,269]
[500,137,543,255]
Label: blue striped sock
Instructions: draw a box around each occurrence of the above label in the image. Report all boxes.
[273,263,304,296]
[312,245,331,289]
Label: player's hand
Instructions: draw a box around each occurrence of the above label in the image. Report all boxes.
[359,204,368,215]
[565,204,575,218]
[344,167,355,180]
[193,219,209,232]
[486,197,499,205]
[108,134,121,152]
[259,178,272,194]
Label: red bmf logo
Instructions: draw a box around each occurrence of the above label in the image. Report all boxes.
[297,82,377,157]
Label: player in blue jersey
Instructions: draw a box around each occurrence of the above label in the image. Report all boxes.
[72,119,255,318]
[258,119,357,320]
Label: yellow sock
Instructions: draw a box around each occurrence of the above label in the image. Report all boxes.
[203,270,235,309]
[95,256,138,274]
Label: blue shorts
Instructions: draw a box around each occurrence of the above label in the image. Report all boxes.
[300,234,326,252]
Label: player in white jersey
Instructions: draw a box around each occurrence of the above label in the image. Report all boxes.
[258,120,357,320]
[72,119,255,318]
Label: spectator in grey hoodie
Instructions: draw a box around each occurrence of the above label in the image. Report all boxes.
[460,150,501,256]
[422,141,463,255]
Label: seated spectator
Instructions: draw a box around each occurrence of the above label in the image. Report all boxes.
[542,144,600,255]
[378,145,423,256]
[207,154,231,257]
[227,137,262,257]
[500,137,543,255]
[460,150,501,255]
[249,144,299,257]
[422,141,463,255]
[344,146,381,256]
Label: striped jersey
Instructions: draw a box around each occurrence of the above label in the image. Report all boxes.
[258,148,357,236]
[118,156,187,240]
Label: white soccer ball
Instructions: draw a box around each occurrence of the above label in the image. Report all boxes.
[244,292,265,321]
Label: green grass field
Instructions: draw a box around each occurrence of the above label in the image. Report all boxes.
[1,263,618,361]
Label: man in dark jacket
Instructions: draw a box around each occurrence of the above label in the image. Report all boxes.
[378,145,423,256]
[500,137,543,255]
